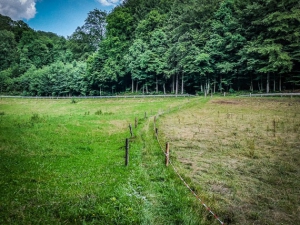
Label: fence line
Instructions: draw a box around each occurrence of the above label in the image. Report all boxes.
[125,100,225,223]
[240,93,300,97]
[154,132,225,224]
[150,103,225,225]
[0,94,194,99]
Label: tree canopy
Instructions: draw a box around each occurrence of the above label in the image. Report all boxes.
[0,0,299,96]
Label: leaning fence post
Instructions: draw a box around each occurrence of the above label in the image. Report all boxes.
[165,142,170,166]
[125,138,129,166]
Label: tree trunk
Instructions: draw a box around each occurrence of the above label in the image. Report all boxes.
[213,78,216,93]
[132,79,134,93]
[156,77,158,93]
[172,75,175,93]
[142,84,145,94]
[181,73,184,94]
[146,83,148,94]
[131,79,134,93]
[206,80,210,95]
[279,74,282,91]
[266,73,270,93]
[273,74,276,92]
[163,83,166,94]
[136,81,138,93]
[219,75,222,93]
[175,73,178,95]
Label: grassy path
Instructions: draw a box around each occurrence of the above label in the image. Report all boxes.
[125,97,220,225]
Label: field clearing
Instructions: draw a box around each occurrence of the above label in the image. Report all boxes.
[158,97,300,224]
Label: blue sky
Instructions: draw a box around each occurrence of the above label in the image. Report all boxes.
[0,0,124,37]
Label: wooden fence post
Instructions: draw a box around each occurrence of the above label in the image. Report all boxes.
[125,138,129,166]
[144,112,147,119]
[135,117,138,128]
[165,142,169,166]
[129,124,133,137]
[155,128,158,136]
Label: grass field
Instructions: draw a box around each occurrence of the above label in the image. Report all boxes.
[1,97,299,225]
[0,97,212,225]
[159,97,300,224]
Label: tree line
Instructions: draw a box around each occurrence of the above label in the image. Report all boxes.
[0,0,299,96]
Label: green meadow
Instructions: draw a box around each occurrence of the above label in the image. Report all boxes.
[0,97,210,225]
[1,97,299,225]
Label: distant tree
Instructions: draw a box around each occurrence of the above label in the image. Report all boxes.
[68,9,107,60]
[205,0,246,92]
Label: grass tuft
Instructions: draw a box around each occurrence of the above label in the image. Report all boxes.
[95,109,102,115]
[71,98,77,104]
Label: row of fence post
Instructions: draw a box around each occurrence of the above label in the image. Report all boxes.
[124,113,170,167]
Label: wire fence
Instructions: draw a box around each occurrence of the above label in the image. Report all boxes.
[154,132,225,225]
[239,93,300,97]
[150,101,225,225]
[0,94,194,99]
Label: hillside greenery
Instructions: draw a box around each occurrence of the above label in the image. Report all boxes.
[0,0,299,96]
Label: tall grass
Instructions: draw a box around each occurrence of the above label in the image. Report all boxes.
[158,97,300,224]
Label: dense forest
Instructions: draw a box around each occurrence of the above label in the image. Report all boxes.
[0,0,299,96]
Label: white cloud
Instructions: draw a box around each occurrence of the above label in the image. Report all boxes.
[97,0,124,7]
[0,0,37,20]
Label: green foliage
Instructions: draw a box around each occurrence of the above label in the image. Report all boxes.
[0,30,18,71]
[67,9,107,61]
[19,61,87,96]
[1,0,300,95]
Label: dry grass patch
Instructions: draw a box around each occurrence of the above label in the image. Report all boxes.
[159,97,300,224]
